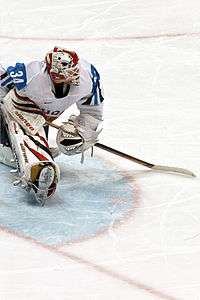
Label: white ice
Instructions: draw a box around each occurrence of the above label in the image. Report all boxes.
[0,0,200,299]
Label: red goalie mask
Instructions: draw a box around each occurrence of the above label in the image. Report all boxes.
[45,47,80,85]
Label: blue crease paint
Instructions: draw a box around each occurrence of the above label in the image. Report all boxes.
[0,154,134,246]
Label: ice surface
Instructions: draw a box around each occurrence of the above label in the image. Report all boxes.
[0,0,200,299]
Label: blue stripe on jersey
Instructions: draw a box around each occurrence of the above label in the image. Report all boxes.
[91,65,99,105]
[91,64,104,105]
[1,75,13,87]
[82,65,104,106]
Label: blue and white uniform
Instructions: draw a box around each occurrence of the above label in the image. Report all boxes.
[0,56,104,199]
[1,59,104,122]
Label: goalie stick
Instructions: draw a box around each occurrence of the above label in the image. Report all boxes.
[94,143,195,177]
[47,121,196,177]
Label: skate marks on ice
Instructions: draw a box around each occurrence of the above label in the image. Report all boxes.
[0,154,135,246]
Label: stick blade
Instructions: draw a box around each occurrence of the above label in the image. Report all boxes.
[152,165,196,177]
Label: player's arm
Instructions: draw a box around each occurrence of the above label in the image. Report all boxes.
[2,62,46,135]
[76,63,104,128]
[57,65,104,157]
[0,64,14,99]
[71,63,104,137]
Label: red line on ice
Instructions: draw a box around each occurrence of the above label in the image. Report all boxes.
[0,31,200,42]
[0,225,180,300]
[0,169,179,300]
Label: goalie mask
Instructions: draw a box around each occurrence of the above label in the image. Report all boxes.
[45,47,80,85]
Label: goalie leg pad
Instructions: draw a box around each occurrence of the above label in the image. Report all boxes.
[2,107,60,203]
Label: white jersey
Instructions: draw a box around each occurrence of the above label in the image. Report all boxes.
[1,59,104,121]
[20,59,103,120]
